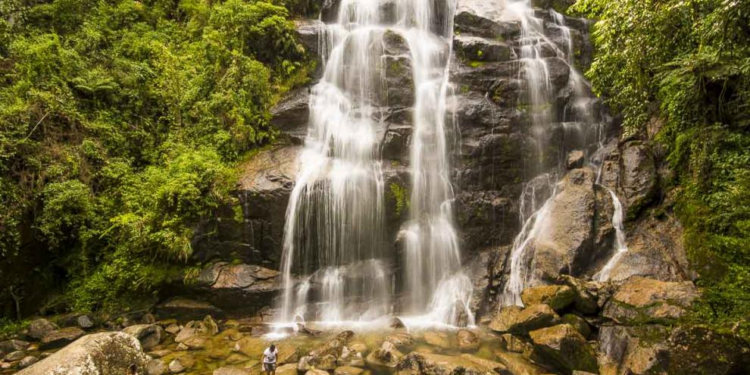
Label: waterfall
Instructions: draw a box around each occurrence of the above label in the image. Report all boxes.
[593,188,629,281]
[401,0,474,323]
[278,0,471,326]
[501,1,624,305]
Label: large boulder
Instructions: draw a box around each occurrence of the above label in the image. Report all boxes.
[174,316,220,350]
[309,330,354,359]
[521,285,575,311]
[528,324,598,374]
[27,319,58,340]
[488,304,559,334]
[603,277,698,324]
[385,332,414,347]
[527,168,616,282]
[560,314,591,339]
[17,332,149,375]
[597,325,670,375]
[619,141,657,218]
[599,325,750,375]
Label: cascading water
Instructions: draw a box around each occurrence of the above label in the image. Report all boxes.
[501,1,627,305]
[401,0,474,325]
[278,0,391,324]
[593,189,628,281]
[278,0,472,327]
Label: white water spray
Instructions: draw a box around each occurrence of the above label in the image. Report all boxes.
[593,188,629,281]
[278,0,472,327]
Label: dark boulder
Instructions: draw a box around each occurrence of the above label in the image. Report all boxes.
[39,327,85,350]
[620,141,657,218]
[271,87,311,142]
[28,319,57,341]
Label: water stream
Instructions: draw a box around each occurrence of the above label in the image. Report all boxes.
[501,1,628,305]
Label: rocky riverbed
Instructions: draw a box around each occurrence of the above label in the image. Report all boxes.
[2,275,747,375]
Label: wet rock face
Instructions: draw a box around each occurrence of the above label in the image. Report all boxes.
[17,332,149,375]
[181,262,281,314]
[619,141,657,217]
[607,209,691,282]
[526,167,616,283]
[192,144,300,269]
[598,139,658,219]
[295,19,324,60]
[271,87,311,143]
[455,0,521,38]
[454,35,511,63]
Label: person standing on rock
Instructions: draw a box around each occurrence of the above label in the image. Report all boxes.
[262,344,279,375]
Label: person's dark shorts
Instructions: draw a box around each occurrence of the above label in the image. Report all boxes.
[264,362,276,372]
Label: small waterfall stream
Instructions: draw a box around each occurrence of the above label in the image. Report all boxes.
[501,1,628,305]
[278,0,472,327]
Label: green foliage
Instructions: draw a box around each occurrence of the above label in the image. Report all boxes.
[0,0,307,314]
[389,183,409,217]
[573,0,750,339]
[0,318,29,340]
